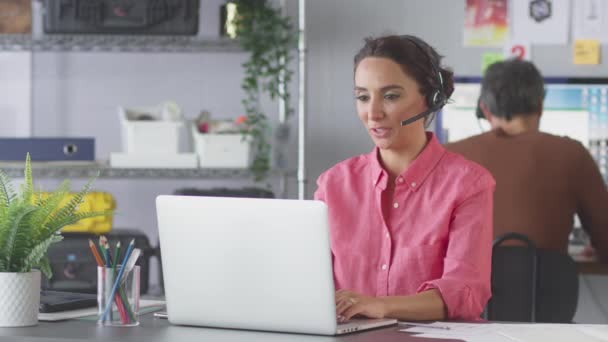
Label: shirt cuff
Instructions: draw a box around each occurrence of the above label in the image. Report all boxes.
[417,278,483,320]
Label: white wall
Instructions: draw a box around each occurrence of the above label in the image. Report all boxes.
[0,52,31,136]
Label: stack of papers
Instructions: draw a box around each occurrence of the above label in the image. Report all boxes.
[399,322,608,342]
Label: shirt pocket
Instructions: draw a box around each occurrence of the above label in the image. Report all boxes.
[389,243,445,295]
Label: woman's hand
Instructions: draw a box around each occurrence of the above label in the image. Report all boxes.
[335,289,387,322]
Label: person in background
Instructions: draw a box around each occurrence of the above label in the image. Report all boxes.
[314,35,495,322]
[446,59,608,262]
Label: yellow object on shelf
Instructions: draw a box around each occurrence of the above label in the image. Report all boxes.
[38,192,116,234]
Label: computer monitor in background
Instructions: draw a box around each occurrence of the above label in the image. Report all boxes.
[440,77,608,183]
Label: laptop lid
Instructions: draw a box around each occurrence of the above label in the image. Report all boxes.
[156,195,338,335]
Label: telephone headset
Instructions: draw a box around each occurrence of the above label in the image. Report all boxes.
[475,96,484,119]
[399,35,449,126]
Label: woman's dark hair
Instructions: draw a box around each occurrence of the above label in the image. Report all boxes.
[480,59,545,121]
[354,35,455,110]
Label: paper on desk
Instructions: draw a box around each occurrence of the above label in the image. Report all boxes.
[400,322,511,341]
[39,299,165,322]
[399,322,608,342]
[496,324,608,342]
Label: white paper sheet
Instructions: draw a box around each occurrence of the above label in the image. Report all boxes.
[572,0,608,42]
[511,0,570,44]
[400,322,513,342]
[497,324,608,342]
[399,322,608,342]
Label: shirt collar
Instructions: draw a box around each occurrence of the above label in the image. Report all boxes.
[369,132,446,192]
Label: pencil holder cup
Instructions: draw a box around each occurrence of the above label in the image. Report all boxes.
[97,265,140,327]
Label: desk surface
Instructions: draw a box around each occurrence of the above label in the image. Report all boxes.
[576,260,608,275]
[0,314,461,342]
[571,254,608,275]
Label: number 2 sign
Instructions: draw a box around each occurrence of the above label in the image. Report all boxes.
[504,42,531,60]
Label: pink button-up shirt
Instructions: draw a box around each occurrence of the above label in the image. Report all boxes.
[314,133,495,320]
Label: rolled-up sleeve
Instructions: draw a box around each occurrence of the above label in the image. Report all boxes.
[314,172,327,202]
[417,174,495,320]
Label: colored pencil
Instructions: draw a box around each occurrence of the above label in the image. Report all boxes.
[88,239,104,267]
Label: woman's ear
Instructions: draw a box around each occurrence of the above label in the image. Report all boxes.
[478,101,492,121]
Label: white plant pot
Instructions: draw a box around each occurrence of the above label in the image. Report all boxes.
[0,270,40,327]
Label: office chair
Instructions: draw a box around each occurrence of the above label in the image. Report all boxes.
[485,232,579,323]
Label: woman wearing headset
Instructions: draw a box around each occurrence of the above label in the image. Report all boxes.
[314,35,495,321]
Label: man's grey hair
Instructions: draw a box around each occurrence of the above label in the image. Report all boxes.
[479,59,545,120]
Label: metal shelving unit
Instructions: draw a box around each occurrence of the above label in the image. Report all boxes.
[0,34,241,53]
[0,161,293,180]
[1,0,307,198]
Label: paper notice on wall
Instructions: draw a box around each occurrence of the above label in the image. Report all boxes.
[463,0,509,46]
[573,39,601,64]
[481,52,504,73]
[0,52,31,137]
[572,0,608,42]
[511,0,570,45]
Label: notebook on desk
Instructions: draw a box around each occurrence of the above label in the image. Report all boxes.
[39,290,97,313]
[156,196,397,335]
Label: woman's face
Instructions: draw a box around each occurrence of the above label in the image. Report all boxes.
[354,57,427,150]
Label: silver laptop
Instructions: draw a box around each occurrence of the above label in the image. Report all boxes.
[156,195,397,335]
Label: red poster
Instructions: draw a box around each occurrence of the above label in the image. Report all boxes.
[464,0,508,46]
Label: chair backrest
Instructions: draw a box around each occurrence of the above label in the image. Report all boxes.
[486,232,579,323]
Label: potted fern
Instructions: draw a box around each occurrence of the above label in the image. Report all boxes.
[0,154,110,327]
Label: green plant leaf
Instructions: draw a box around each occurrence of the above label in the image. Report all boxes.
[42,176,95,238]
[19,234,63,275]
[44,210,112,238]
[29,180,70,241]
[38,255,52,279]
[21,153,34,204]
[0,169,16,210]
[0,203,37,271]
[232,0,296,182]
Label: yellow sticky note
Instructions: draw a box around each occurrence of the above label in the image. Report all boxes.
[481,53,504,73]
[573,39,600,65]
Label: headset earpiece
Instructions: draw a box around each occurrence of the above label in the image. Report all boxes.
[399,35,449,126]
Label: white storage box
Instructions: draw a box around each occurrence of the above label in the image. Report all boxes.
[191,125,251,168]
[119,105,183,154]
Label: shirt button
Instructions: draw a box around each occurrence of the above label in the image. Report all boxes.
[385,232,390,238]
[381,264,388,270]
[411,182,417,188]
[393,202,399,208]
[397,177,404,183]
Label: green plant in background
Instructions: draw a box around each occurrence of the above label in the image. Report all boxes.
[0,154,111,278]
[230,0,297,182]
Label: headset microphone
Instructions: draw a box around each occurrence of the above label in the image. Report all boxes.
[400,101,445,126]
